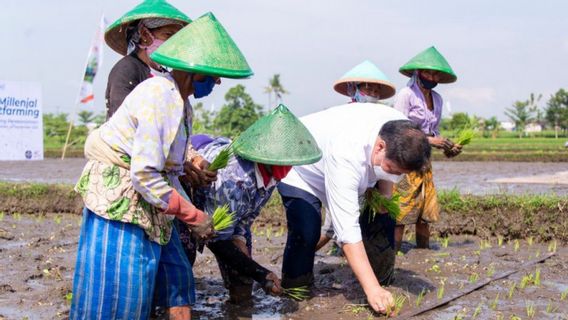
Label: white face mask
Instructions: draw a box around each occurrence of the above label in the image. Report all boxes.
[373,165,403,183]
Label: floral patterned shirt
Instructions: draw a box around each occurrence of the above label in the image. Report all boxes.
[76,75,192,244]
[191,137,276,241]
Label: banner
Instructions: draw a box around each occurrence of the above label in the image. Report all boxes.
[0,80,43,160]
[78,15,107,106]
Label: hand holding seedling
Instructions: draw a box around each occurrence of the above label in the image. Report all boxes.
[183,155,217,187]
[264,272,282,296]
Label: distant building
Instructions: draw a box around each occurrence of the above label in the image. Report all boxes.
[525,123,543,133]
[500,121,515,131]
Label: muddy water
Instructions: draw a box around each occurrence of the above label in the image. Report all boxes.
[1,159,567,195]
[1,213,567,319]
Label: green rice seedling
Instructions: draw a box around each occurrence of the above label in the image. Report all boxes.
[282,286,310,300]
[546,300,558,313]
[527,236,534,246]
[13,212,22,221]
[472,303,483,318]
[486,264,495,277]
[456,128,475,146]
[535,249,541,258]
[208,141,237,171]
[440,236,450,248]
[342,304,368,315]
[54,214,62,225]
[510,315,521,320]
[508,282,516,299]
[514,239,520,252]
[434,252,450,258]
[415,288,427,307]
[429,264,441,273]
[265,225,272,240]
[453,310,466,320]
[212,204,236,231]
[497,235,504,246]
[490,293,500,310]
[363,189,401,222]
[0,211,4,221]
[405,231,415,242]
[397,251,405,256]
[468,273,479,284]
[495,313,504,320]
[525,300,535,318]
[519,275,530,289]
[437,281,445,300]
[65,292,73,304]
[275,226,285,237]
[386,293,407,317]
[534,268,541,286]
[478,239,490,250]
[548,240,557,253]
[561,288,568,300]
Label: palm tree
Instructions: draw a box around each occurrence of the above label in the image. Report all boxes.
[77,110,95,126]
[264,74,289,109]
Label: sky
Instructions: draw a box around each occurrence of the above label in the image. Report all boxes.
[1,0,567,121]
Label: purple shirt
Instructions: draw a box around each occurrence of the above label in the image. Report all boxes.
[394,82,443,136]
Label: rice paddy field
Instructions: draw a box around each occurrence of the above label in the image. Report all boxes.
[0,157,567,319]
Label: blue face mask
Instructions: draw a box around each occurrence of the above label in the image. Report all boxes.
[419,77,438,90]
[192,76,216,98]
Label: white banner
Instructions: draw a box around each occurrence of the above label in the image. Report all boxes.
[0,80,43,160]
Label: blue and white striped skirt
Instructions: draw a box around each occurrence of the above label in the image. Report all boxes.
[70,208,195,320]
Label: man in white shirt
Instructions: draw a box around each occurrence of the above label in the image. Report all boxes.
[277,103,431,314]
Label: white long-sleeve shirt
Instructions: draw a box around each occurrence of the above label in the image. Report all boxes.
[281,103,407,244]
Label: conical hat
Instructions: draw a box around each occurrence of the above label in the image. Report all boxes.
[105,0,191,55]
[150,12,253,79]
[399,46,457,83]
[233,104,322,165]
[333,60,396,99]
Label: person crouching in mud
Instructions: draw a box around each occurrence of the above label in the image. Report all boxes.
[178,104,322,303]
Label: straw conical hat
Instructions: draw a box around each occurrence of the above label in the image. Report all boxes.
[150,12,253,79]
[333,60,396,99]
[105,0,191,55]
[399,46,457,83]
[233,104,322,165]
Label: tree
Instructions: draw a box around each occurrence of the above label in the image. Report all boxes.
[484,116,501,139]
[448,112,473,131]
[214,85,263,137]
[545,89,568,138]
[192,102,215,135]
[263,74,288,108]
[77,110,95,126]
[505,93,540,138]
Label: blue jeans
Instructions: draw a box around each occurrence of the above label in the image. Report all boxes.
[278,183,322,287]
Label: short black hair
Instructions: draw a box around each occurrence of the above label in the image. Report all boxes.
[379,120,431,171]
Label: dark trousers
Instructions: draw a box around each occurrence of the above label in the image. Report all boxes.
[278,183,322,287]
[278,183,396,287]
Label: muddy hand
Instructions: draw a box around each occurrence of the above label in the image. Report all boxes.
[264,272,282,295]
[367,286,394,314]
[190,215,214,240]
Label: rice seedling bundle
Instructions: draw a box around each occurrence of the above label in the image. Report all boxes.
[282,286,310,300]
[208,139,239,171]
[212,204,235,231]
[363,189,401,222]
[456,129,475,146]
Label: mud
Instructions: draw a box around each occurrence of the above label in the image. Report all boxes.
[1,213,567,320]
[1,160,567,195]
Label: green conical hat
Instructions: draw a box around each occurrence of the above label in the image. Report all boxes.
[105,0,191,55]
[334,60,396,99]
[150,12,253,78]
[233,104,322,165]
[399,46,457,83]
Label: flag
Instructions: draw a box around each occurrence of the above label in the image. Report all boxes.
[78,15,107,106]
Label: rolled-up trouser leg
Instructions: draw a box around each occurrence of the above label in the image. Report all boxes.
[359,208,396,286]
[277,183,322,288]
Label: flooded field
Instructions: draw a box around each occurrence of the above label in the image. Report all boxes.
[0,160,566,195]
[1,212,567,319]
